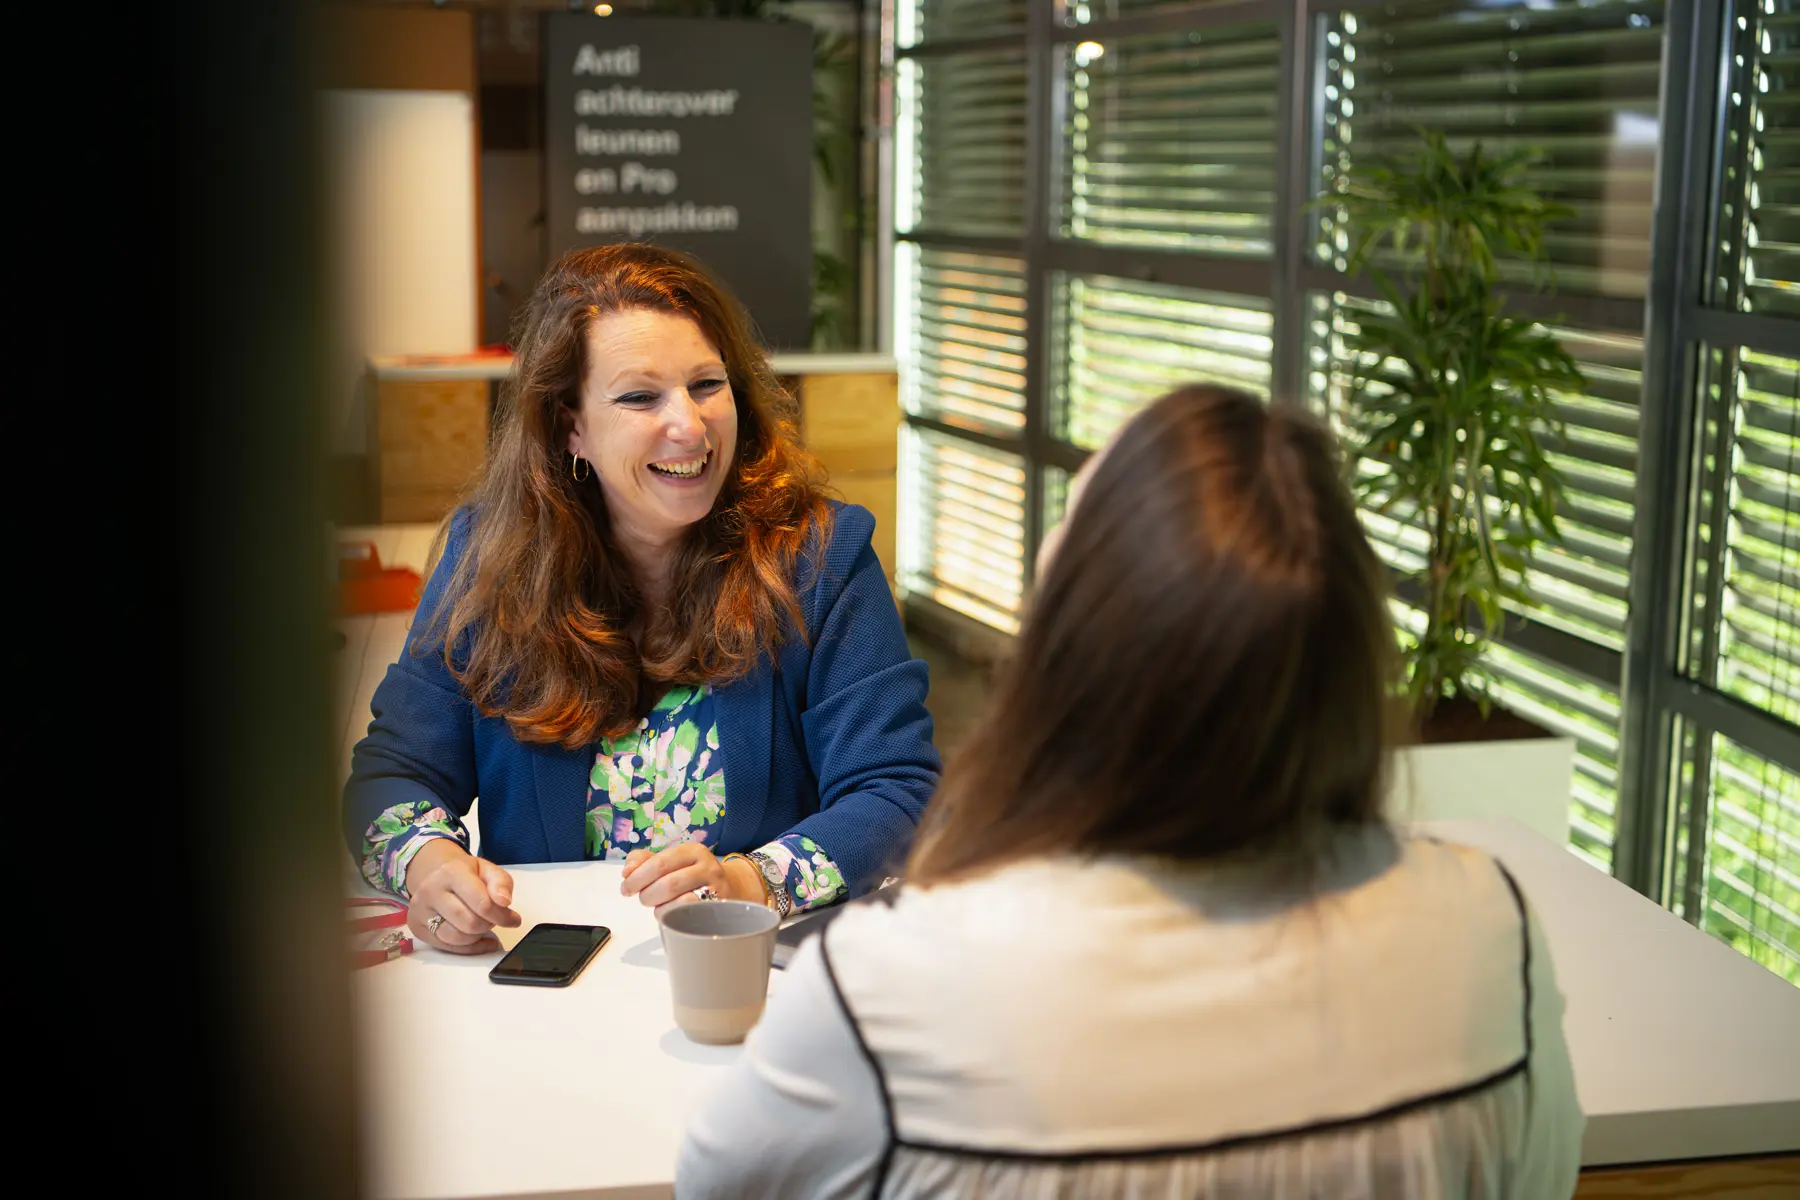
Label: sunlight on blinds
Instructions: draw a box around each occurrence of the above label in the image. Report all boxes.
[899,426,1028,633]
[1056,274,1272,450]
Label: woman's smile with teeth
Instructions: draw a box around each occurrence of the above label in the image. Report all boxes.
[650,451,710,478]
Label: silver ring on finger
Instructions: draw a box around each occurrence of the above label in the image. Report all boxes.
[427,913,446,935]
[692,886,721,902]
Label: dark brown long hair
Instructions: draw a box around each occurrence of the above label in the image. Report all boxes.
[907,385,1400,884]
[423,243,830,747]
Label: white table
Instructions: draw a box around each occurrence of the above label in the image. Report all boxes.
[1418,818,1800,1168]
[354,860,758,1200]
[356,821,1800,1198]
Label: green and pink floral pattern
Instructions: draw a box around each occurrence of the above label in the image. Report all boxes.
[359,800,467,896]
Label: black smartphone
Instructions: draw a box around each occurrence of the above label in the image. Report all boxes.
[488,923,612,987]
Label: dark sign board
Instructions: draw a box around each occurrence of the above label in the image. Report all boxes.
[544,14,813,351]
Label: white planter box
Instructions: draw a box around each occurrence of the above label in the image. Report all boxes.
[1391,737,1577,847]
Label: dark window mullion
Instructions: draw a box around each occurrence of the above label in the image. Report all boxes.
[1619,0,1727,898]
[1020,3,1055,591]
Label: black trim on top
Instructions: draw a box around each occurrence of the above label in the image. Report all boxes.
[817,928,899,1197]
[1412,836,1535,1068]
[886,1054,1529,1167]
[1493,860,1536,1066]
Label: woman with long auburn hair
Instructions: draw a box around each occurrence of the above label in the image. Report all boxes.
[343,243,939,953]
[679,385,1583,1199]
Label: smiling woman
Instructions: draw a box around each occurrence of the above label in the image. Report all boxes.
[342,243,940,954]
[568,307,741,583]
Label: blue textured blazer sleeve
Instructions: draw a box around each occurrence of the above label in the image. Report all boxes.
[780,515,941,891]
[341,514,478,853]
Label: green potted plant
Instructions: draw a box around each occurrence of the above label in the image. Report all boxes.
[1324,129,1584,843]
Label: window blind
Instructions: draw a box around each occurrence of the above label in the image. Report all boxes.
[1062,25,1281,252]
[900,0,1027,48]
[1318,0,1667,298]
[1311,292,1642,867]
[1717,0,1798,316]
[1066,0,1255,22]
[1692,736,1800,982]
[894,13,1031,640]
[1044,465,1073,534]
[1675,346,1800,981]
[1309,0,1665,870]
[1054,274,1273,449]
[899,426,1028,633]
[898,50,1028,237]
[1675,0,1800,984]
[900,246,1029,434]
[1486,645,1625,869]
[1718,351,1800,725]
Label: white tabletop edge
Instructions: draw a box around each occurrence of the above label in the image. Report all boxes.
[1415,818,1800,1166]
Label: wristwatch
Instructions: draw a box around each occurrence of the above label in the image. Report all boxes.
[745,849,794,920]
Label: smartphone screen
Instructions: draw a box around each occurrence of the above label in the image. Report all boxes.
[488,923,612,987]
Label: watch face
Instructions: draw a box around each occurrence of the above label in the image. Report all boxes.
[751,854,791,914]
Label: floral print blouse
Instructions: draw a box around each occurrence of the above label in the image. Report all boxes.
[358,684,848,914]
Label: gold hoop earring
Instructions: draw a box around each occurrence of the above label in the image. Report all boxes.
[571,453,591,483]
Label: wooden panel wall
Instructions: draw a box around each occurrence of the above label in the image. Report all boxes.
[797,372,900,599]
[368,375,488,523]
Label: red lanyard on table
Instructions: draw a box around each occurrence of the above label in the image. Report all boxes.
[347,897,414,969]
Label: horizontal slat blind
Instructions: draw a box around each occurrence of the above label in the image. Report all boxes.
[1487,645,1625,869]
[1055,274,1272,449]
[899,426,1028,633]
[1672,1,1800,984]
[1311,291,1640,866]
[900,0,1027,47]
[1313,296,1641,648]
[1718,0,1799,316]
[1309,0,1662,871]
[1066,0,1253,21]
[1062,25,1280,252]
[1378,602,1623,869]
[1720,350,1800,726]
[1699,737,1800,982]
[1317,0,1666,297]
[1522,326,1643,651]
[895,6,1031,639]
[898,51,1028,236]
[901,246,1029,433]
[1044,465,1073,535]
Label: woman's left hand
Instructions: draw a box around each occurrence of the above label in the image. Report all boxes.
[620,842,766,915]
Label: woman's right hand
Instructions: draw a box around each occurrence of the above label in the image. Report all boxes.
[405,839,522,954]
